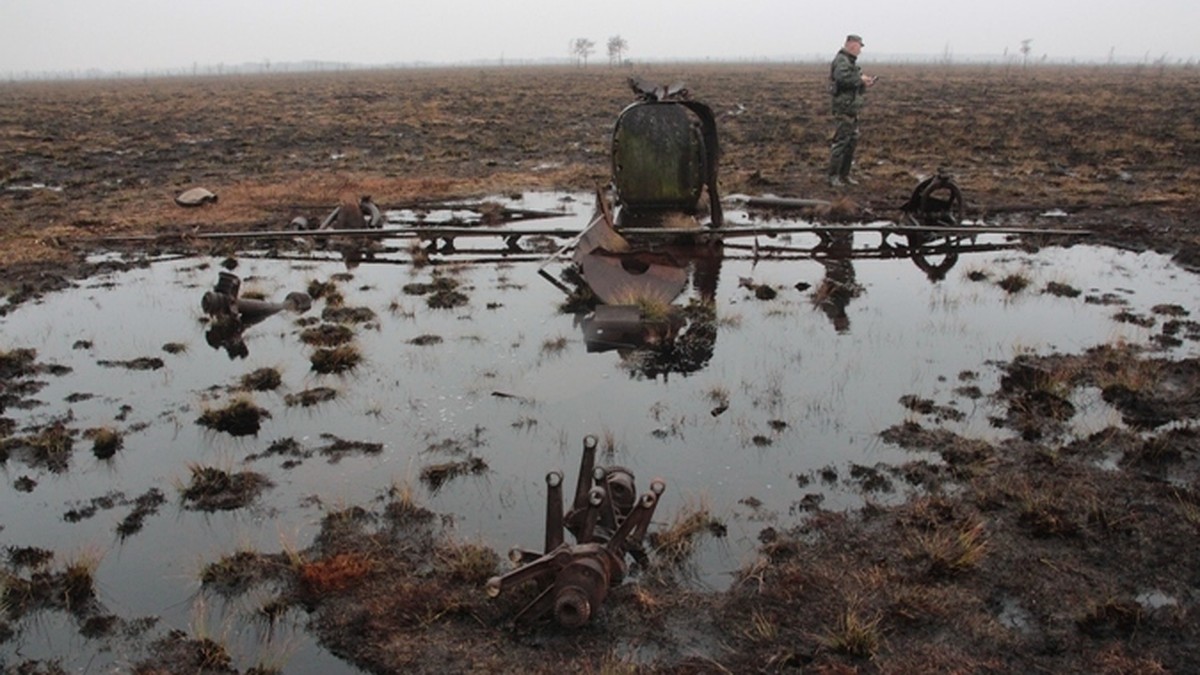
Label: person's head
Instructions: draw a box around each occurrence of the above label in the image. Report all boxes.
[844,34,864,56]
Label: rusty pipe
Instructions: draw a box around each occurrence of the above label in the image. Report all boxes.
[545,471,564,552]
[572,435,599,513]
[578,486,604,543]
[607,490,660,556]
[630,479,666,544]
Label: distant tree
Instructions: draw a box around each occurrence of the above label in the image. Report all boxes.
[607,35,628,66]
[572,38,596,67]
[1020,39,1033,67]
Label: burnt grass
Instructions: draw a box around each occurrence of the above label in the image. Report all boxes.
[1,64,1199,672]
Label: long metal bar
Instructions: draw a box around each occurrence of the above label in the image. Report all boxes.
[91,222,1089,246]
[617,224,1089,238]
[95,225,584,243]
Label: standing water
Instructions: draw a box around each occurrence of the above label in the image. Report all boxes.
[1,193,1196,671]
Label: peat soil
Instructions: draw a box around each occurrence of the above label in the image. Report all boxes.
[2,64,1199,672]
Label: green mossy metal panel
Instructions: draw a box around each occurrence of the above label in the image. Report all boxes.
[612,103,704,211]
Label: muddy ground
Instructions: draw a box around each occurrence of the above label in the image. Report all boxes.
[2,64,1199,672]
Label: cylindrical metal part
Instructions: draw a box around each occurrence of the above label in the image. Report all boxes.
[553,556,610,627]
[612,102,705,212]
[508,546,525,564]
[214,271,241,298]
[573,436,598,513]
[546,471,564,552]
[201,290,234,317]
[606,468,637,517]
[553,586,592,628]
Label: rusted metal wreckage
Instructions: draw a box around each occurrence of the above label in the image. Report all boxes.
[486,435,665,627]
[151,79,1090,625]
[200,271,312,358]
[97,76,1084,260]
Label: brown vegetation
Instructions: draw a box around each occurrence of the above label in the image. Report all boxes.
[2,64,1196,304]
[1,63,1198,673]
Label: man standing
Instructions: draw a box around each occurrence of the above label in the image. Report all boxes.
[828,34,877,187]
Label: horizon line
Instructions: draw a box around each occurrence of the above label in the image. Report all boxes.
[5,51,1196,82]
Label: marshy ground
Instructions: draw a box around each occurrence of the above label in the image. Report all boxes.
[1,63,1198,672]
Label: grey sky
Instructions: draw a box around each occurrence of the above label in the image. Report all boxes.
[3,0,1197,74]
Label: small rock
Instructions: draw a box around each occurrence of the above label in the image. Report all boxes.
[175,187,218,207]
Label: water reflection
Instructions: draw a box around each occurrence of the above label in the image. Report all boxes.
[200,271,312,359]
[564,209,724,379]
[565,218,1017,357]
[813,231,861,333]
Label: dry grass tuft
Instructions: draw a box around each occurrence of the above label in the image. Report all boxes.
[437,541,498,585]
[997,273,1030,294]
[650,499,723,567]
[820,605,884,658]
[540,335,569,355]
[909,520,988,577]
[196,396,270,436]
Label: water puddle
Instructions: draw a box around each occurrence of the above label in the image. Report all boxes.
[1,191,1197,671]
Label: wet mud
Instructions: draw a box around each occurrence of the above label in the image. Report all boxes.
[1,64,1199,673]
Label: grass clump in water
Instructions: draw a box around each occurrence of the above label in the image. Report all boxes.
[179,463,273,511]
[85,426,123,460]
[197,397,270,436]
[310,344,362,374]
[239,367,282,392]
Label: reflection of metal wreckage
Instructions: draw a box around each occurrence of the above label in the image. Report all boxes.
[200,271,312,359]
[571,219,722,377]
[486,435,665,627]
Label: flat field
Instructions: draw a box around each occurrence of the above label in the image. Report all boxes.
[1,62,1198,273]
[1,64,1199,673]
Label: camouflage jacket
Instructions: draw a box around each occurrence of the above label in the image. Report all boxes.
[829,49,865,116]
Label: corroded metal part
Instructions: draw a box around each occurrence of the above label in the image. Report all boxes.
[200,272,312,359]
[319,195,384,230]
[487,435,665,627]
[611,84,724,228]
[902,169,966,228]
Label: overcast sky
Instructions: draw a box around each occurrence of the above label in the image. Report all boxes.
[3,0,1198,74]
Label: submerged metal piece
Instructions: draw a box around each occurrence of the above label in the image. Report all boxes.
[486,435,665,627]
[200,271,312,359]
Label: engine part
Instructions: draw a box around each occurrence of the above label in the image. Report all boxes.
[486,435,665,627]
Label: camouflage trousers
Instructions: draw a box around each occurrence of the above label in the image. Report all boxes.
[829,114,860,178]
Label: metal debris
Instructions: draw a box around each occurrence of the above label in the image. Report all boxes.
[486,435,665,627]
[200,271,311,358]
